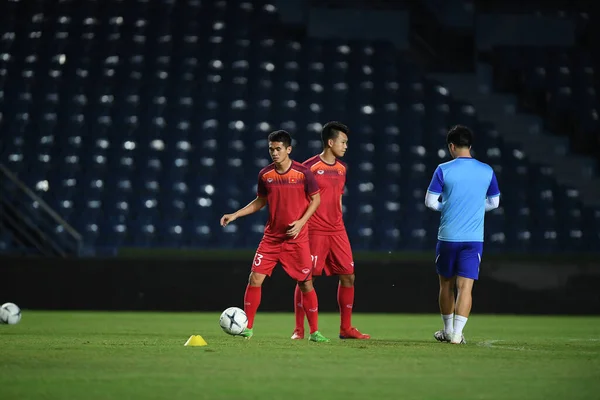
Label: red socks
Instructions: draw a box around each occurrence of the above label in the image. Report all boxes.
[301,288,319,334]
[247,284,319,333]
[294,284,305,331]
[244,285,261,329]
[338,285,354,331]
[296,284,354,332]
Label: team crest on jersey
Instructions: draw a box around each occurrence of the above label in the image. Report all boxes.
[290,178,297,183]
[338,170,344,175]
[317,170,325,174]
[267,178,273,183]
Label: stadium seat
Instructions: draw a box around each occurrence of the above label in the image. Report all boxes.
[0,0,598,255]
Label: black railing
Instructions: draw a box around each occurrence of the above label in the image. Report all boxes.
[0,163,82,257]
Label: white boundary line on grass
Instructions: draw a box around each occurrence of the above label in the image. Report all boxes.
[477,338,599,351]
[477,340,526,351]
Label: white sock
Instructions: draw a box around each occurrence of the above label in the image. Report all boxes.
[442,314,454,335]
[453,315,468,336]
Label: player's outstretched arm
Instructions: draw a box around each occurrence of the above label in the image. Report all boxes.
[484,195,500,212]
[220,196,267,226]
[287,192,321,239]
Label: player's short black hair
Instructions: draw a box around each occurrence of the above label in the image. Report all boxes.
[268,130,292,148]
[321,121,349,148]
[447,125,473,148]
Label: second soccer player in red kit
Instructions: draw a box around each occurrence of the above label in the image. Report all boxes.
[291,122,371,340]
[220,130,330,342]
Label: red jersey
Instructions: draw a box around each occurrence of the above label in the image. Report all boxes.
[257,160,320,242]
[303,155,347,235]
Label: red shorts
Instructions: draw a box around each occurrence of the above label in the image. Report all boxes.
[309,232,355,276]
[251,236,313,282]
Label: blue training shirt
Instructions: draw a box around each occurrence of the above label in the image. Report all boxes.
[427,157,500,242]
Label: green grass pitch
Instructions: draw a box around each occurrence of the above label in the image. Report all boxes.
[1,312,599,400]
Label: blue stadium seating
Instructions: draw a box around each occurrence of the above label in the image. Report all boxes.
[492,46,599,158]
[0,0,599,254]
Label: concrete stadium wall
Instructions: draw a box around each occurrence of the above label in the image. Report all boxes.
[1,256,599,315]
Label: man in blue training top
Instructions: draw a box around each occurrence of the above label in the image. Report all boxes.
[425,125,500,344]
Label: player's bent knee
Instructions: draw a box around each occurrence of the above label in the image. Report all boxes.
[297,279,314,292]
[248,271,267,287]
[339,273,355,287]
[438,274,456,289]
[455,276,475,292]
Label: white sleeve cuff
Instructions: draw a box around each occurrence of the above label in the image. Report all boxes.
[485,196,500,212]
[425,192,442,211]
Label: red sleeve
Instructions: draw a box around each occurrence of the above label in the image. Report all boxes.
[257,172,267,198]
[304,169,320,196]
[302,156,318,168]
[341,160,348,174]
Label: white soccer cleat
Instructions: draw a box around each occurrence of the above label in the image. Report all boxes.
[434,330,451,342]
[290,330,304,340]
[450,332,466,344]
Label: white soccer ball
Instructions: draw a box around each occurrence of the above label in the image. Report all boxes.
[0,302,22,325]
[219,307,248,336]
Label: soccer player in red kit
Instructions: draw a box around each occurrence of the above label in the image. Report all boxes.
[291,121,371,340]
[220,130,330,342]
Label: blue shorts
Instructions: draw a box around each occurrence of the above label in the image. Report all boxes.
[435,241,483,280]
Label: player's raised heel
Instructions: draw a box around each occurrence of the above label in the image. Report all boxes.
[309,331,330,342]
[434,330,451,342]
[339,327,371,340]
[240,327,254,339]
[291,329,304,340]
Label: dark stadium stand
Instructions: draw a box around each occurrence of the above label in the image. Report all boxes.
[0,0,598,255]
